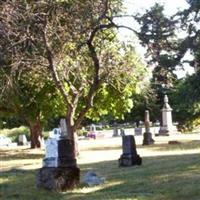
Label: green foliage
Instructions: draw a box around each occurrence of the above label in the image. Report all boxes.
[171,70,200,131]
[135,3,179,108]
[76,128,88,137]
[176,0,200,71]
[83,41,147,121]
[135,1,200,129]
[0,67,66,127]
[125,85,159,123]
[0,126,29,142]
[0,0,145,132]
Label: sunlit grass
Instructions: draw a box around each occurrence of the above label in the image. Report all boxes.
[0,134,200,200]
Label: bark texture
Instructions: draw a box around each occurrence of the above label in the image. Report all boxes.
[29,120,43,148]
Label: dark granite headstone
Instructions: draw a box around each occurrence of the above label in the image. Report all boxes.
[119,135,142,167]
[57,138,77,167]
[122,135,136,155]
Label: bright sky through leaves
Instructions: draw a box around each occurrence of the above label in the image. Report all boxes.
[119,0,194,78]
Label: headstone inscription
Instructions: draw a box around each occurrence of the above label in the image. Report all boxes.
[143,110,154,145]
[119,135,142,167]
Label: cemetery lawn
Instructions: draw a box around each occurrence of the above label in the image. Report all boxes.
[0,134,200,200]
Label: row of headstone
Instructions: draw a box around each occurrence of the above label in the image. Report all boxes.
[114,95,177,137]
[113,127,125,137]
[18,135,44,147]
[37,96,178,190]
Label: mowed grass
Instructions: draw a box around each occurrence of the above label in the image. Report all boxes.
[0,134,200,200]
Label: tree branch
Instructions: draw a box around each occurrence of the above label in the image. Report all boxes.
[42,23,70,105]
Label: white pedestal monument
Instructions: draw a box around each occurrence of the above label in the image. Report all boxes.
[158,95,177,135]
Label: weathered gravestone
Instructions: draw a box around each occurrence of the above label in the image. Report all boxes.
[120,128,125,136]
[143,110,154,145]
[113,123,119,137]
[83,171,105,186]
[36,118,80,191]
[134,127,142,136]
[18,134,28,146]
[119,135,142,167]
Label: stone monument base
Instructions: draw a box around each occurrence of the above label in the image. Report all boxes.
[36,166,80,191]
[156,129,169,136]
[156,125,178,136]
[119,154,142,167]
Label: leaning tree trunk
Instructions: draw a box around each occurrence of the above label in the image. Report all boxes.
[29,120,43,148]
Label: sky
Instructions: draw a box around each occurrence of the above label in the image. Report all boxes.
[118,0,194,78]
[124,0,188,15]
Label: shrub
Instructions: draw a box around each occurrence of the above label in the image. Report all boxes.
[0,126,30,142]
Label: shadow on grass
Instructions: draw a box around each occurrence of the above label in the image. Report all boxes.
[84,145,121,151]
[1,153,200,200]
[137,140,200,151]
[81,139,200,152]
[0,148,44,161]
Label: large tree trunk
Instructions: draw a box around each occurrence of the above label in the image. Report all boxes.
[66,117,79,159]
[29,120,43,148]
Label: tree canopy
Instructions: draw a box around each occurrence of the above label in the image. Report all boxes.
[134,0,200,129]
[0,0,147,147]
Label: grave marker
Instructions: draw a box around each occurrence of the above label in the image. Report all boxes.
[37,118,80,191]
[143,110,154,145]
[119,135,142,167]
[158,95,178,136]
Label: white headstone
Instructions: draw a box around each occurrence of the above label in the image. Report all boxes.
[45,138,58,158]
[90,124,96,132]
[43,138,58,167]
[18,134,28,145]
[49,128,61,140]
